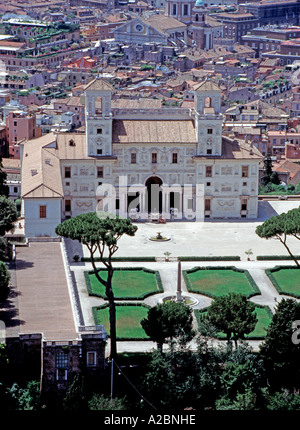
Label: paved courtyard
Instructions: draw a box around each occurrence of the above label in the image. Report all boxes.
[3,200,300,356]
[67,200,300,354]
[66,199,300,261]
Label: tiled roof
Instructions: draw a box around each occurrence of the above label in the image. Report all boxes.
[85,77,114,92]
[145,15,187,32]
[21,133,63,199]
[194,80,221,92]
[193,137,262,160]
[112,98,162,109]
[112,120,197,144]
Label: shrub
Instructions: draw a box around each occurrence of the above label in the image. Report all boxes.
[0,261,10,302]
[178,256,240,261]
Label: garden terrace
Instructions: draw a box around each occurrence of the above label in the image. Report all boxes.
[195,304,273,340]
[92,304,150,340]
[183,266,260,299]
[266,266,300,298]
[85,267,163,300]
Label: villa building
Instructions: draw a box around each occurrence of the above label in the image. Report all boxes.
[20,77,263,238]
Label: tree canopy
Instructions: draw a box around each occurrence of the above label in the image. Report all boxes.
[202,293,257,347]
[141,300,195,351]
[256,207,300,266]
[261,154,280,187]
[55,212,137,259]
[55,212,138,359]
[0,157,9,198]
[0,260,10,302]
[0,195,18,237]
[259,298,300,390]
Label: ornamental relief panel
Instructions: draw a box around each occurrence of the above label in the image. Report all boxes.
[221,166,233,176]
[217,199,235,208]
[74,199,93,211]
[221,183,232,192]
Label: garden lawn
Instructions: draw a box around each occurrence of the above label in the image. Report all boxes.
[184,268,258,298]
[267,267,300,296]
[196,305,272,339]
[93,304,150,340]
[87,268,161,299]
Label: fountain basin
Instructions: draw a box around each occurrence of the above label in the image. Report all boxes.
[161,295,199,307]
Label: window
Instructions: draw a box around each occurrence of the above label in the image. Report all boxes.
[65,200,71,212]
[206,182,211,187]
[172,153,178,164]
[243,182,247,187]
[97,128,102,134]
[97,167,103,178]
[205,166,212,177]
[172,4,177,15]
[241,199,247,211]
[207,149,212,155]
[97,149,102,155]
[183,4,188,15]
[241,166,249,178]
[207,128,213,134]
[205,199,211,211]
[87,351,97,367]
[152,153,157,164]
[39,205,46,218]
[13,121,17,126]
[64,166,71,178]
[131,153,137,164]
[56,352,68,381]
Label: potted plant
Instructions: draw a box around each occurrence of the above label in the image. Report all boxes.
[164,251,171,262]
[245,249,253,261]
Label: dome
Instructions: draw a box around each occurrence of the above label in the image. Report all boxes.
[195,0,204,7]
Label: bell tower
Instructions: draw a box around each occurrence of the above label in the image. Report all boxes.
[194,79,223,157]
[84,77,113,157]
[165,0,195,25]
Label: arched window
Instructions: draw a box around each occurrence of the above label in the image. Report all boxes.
[205,97,212,108]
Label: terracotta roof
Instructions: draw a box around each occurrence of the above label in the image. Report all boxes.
[145,15,187,32]
[84,77,114,92]
[112,120,197,144]
[194,137,262,160]
[45,133,89,160]
[0,40,25,48]
[194,79,221,92]
[111,98,162,109]
[21,133,63,199]
[2,158,20,170]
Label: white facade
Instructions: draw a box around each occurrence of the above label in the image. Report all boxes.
[21,77,263,238]
[23,198,62,238]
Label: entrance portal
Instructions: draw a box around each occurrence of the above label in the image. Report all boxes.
[145,176,163,213]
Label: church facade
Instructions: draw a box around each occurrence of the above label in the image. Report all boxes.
[21,78,262,238]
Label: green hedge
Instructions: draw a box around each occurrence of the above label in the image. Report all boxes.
[257,255,300,261]
[81,256,156,262]
[178,256,240,261]
[183,266,260,299]
[92,303,151,341]
[85,267,163,300]
[81,256,240,262]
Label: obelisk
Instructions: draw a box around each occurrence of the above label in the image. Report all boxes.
[176,260,183,301]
